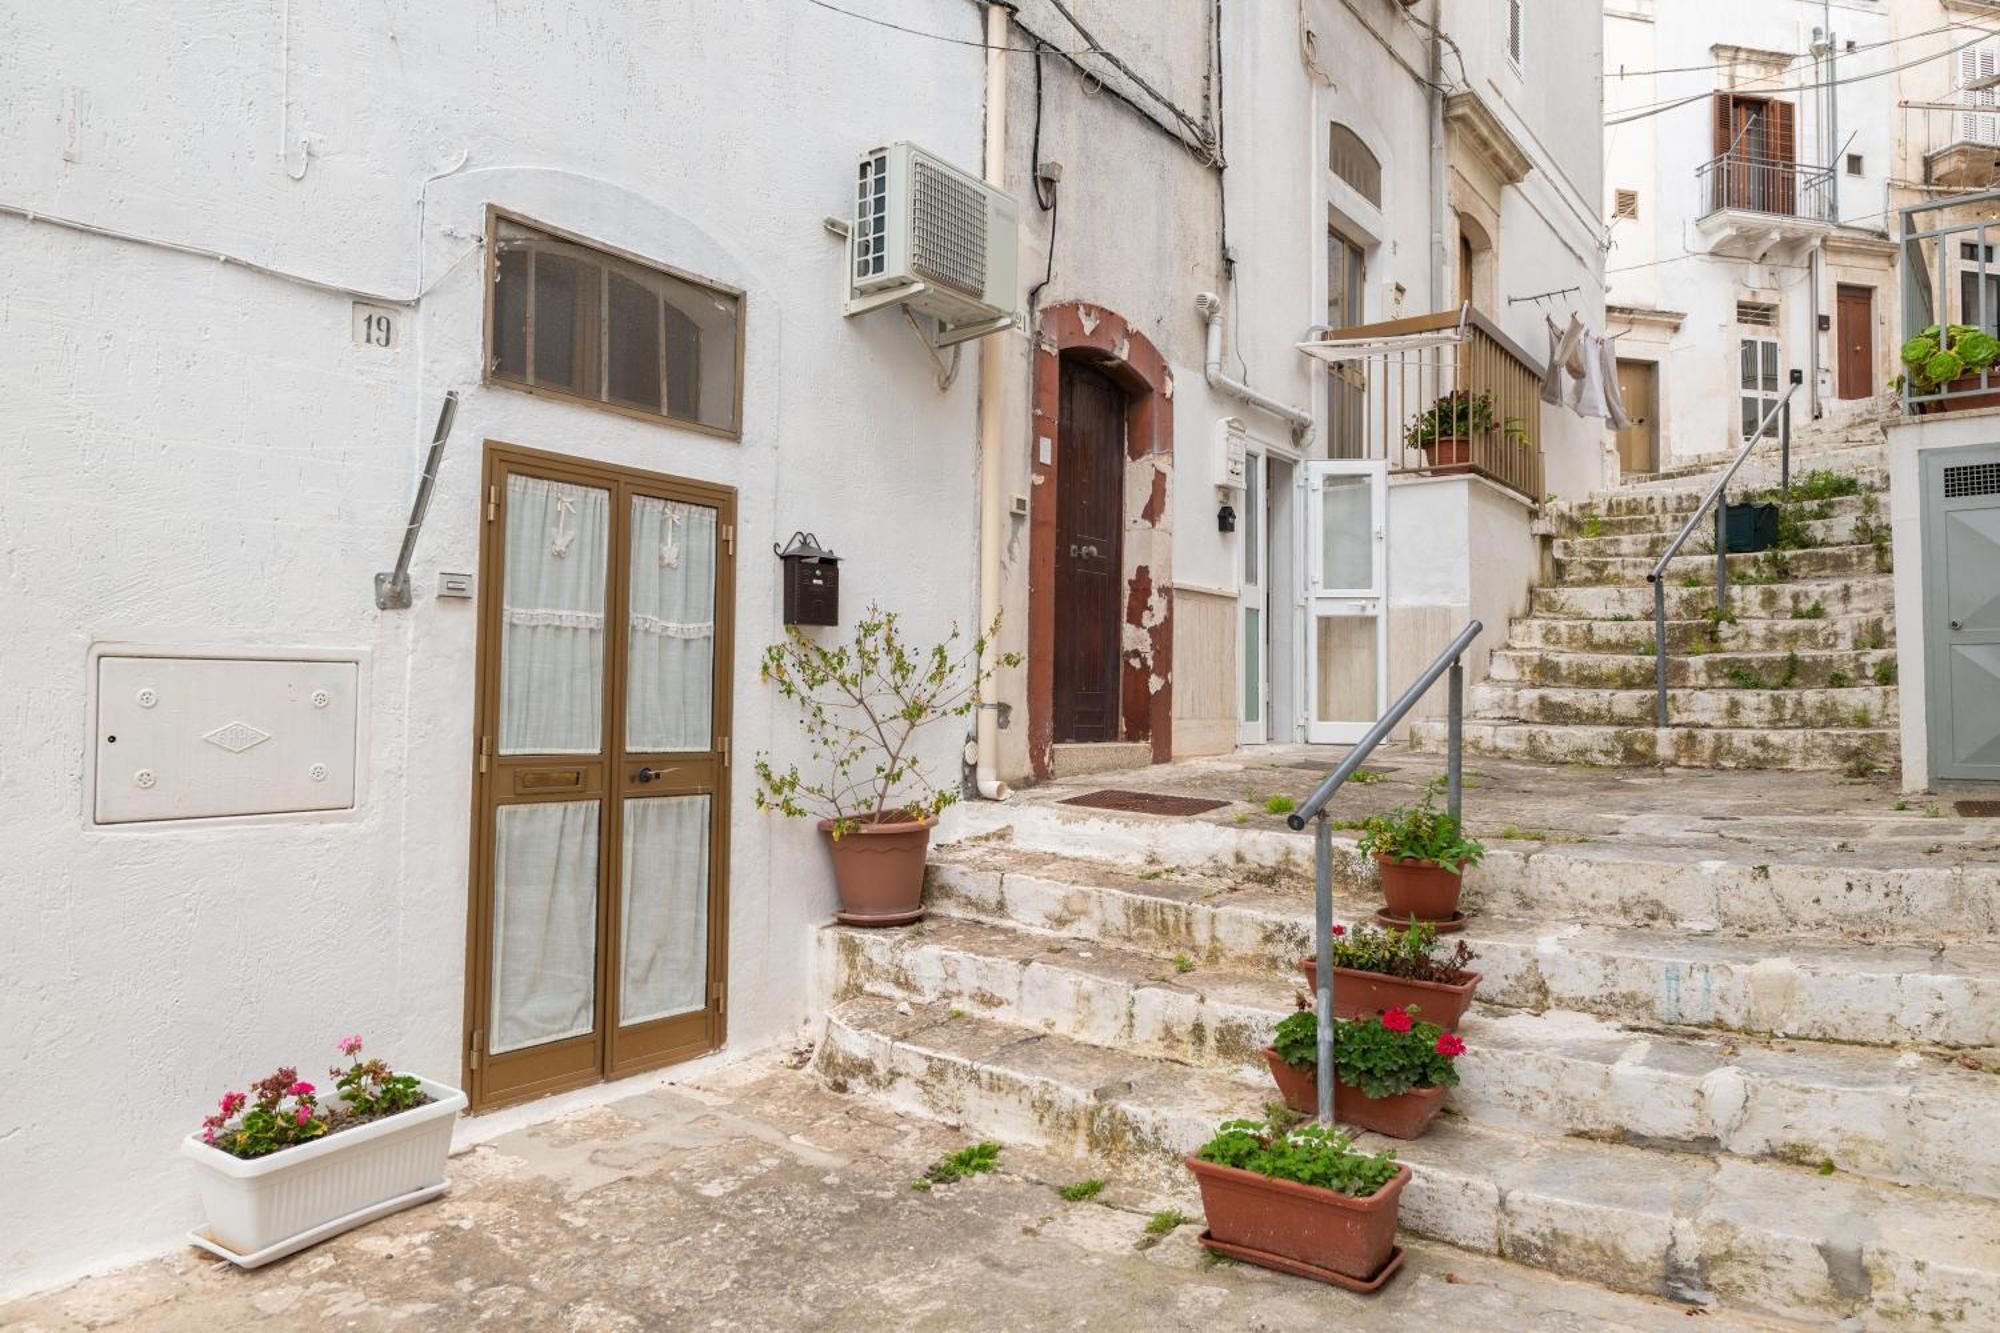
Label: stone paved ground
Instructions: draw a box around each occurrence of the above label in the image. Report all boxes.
[1033,741,2000,869]
[0,1053,1807,1332]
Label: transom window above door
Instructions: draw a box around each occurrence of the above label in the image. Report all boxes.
[486,210,744,438]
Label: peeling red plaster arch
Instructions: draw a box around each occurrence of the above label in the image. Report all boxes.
[1029,302,1175,782]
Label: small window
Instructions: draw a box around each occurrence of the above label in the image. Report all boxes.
[1328,123,1382,208]
[1846,153,1864,177]
[1506,0,1524,72]
[1613,189,1639,220]
[486,210,743,437]
[1736,300,1778,327]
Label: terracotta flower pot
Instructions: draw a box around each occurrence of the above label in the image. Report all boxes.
[1917,373,2000,414]
[1186,1152,1409,1286]
[1376,854,1464,922]
[819,814,936,926]
[1295,963,1482,1030]
[1261,1049,1449,1140]
[1421,435,1472,472]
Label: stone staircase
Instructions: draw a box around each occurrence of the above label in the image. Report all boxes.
[1410,414,1900,771]
[808,775,2000,1326]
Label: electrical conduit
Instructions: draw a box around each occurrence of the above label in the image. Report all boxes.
[975,0,1012,801]
[1195,293,1314,443]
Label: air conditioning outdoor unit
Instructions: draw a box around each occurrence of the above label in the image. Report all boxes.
[845,141,1019,346]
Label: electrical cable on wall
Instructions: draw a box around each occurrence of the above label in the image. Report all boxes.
[1026,39,1059,312]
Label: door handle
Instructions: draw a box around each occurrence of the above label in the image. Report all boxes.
[634,766,660,784]
[1080,543,1100,559]
[1952,619,1964,630]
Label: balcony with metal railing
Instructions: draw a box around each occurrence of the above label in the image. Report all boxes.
[1694,152,1837,258]
[1300,307,1545,503]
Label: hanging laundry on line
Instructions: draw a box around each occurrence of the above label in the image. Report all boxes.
[1540,314,1630,429]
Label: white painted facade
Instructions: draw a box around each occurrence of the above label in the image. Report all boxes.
[1603,0,1899,473]
[0,0,1604,1295]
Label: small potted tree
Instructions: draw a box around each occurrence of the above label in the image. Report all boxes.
[182,1037,465,1267]
[1187,1115,1409,1289]
[755,606,1016,926]
[1354,777,1484,930]
[1403,389,1496,472]
[1299,920,1482,1028]
[1263,1004,1465,1139]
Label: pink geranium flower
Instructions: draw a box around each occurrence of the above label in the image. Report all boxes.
[337,1035,364,1058]
[287,1081,315,1098]
[1380,1006,1413,1033]
[1434,1032,1466,1057]
[293,1105,312,1127]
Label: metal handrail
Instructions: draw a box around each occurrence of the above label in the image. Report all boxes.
[1284,618,1482,1123]
[1644,379,1800,726]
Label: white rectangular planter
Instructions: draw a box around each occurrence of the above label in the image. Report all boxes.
[181,1076,466,1267]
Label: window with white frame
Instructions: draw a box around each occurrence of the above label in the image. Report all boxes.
[1506,0,1524,72]
[1739,337,1780,440]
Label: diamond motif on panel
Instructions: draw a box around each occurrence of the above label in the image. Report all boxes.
[202,720,272,754]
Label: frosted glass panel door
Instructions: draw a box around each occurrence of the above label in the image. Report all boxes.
[471,448,734,1110]
[1304,460,1386,743]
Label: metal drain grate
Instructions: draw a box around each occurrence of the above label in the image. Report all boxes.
[1059,789,1230,817]
[1955,800,2000,818]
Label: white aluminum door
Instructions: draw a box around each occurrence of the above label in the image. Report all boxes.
[1304,459,1387,744]
[1238,450,1269,745]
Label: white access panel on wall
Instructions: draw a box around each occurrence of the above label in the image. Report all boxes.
[93,654,361,824]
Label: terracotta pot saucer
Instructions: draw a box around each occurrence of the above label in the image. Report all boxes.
[1372,907,1468,934]
[832,906,925,927]
[1197,1232,1406,1292]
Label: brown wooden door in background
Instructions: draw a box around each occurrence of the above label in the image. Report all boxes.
[1054,360,1125,743]
[1837,285,1873,400]
[1615,359,1657,475]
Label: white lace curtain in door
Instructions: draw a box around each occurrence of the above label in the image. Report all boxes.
[625,496,717,752]
[619,794,711,1024]
[491,800,600,1054]
[500,476,611,755]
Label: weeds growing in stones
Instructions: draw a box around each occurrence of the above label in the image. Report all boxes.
[1058,1178,1105,1202]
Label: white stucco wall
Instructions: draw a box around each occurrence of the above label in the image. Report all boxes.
[0,0,991,1297]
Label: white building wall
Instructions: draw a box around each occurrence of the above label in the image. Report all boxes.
[0,0,989,1297]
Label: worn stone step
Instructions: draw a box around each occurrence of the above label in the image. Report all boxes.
[1505,614,1893,654]
[1632,443,1888,489]
[1620,463,1890,498]
[1466,683,1899,729]
[1555,544,1889,588]
[1487,647,1898,690]
[817,996,2000,1324]
[1409,717,1898,772]
[819,920,2000,1197]
[1549,492,1875,537]
[1530,577,1891,622]
[1553,513,1878,560]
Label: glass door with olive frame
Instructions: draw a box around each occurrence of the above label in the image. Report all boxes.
[465,443,735,1110]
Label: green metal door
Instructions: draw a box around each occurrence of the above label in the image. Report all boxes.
[1925,444,2000,781]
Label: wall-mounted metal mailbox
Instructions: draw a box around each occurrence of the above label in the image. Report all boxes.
[776,531,840,626]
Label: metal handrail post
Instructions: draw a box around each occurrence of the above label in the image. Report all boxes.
[1653,580,1669,726]
[1780,401,1792,495]
[1714,488,1729,619]
[1313,813,1335,1123]
[1446,661,1463,823]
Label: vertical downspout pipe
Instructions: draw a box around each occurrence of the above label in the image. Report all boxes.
[1429,0,1448,310]
[975,0,1013,801]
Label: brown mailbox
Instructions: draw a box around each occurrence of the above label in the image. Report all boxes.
[776,531,840,626]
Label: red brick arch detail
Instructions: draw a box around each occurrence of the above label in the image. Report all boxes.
[1029,302,1175,782]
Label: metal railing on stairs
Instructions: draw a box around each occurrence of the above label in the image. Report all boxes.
[1644,379,1801,727]
[1284,618,1483,1122]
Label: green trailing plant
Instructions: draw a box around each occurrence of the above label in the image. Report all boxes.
[1403,389,1496,450]
[1899,323,2000,395]
[1272,1006,1466,1098]
[1354,776,1485,874]
[1195,1119,1400,1199]
[755,607,1020,836]
[1323,919,1478,985]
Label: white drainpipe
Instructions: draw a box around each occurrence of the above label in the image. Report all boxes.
[1195,293,1315,444]
[974,0,1011,801]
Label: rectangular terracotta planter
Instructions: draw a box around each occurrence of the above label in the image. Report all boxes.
[1296,962,1481,1030]
[1262,1049,1449,1140]
[1186,1151,1409,1283]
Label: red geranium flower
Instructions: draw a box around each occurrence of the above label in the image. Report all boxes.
[1380,1006,1413,1033]
[1434,1032,1466,1057]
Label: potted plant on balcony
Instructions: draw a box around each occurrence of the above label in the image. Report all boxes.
[1900,323,2000,411]
[1403,389,1496,472]
[182,1036,466,1267]
[1186,1115,1409,1290]
[1299,920,1482,1028]
[1263,1004,1465,1140]
[756,606,1016,926]
[1353,776,1485,930]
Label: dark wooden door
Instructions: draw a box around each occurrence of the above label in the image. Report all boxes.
[1054,360,1125,742]
[1837,285,1873,400]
